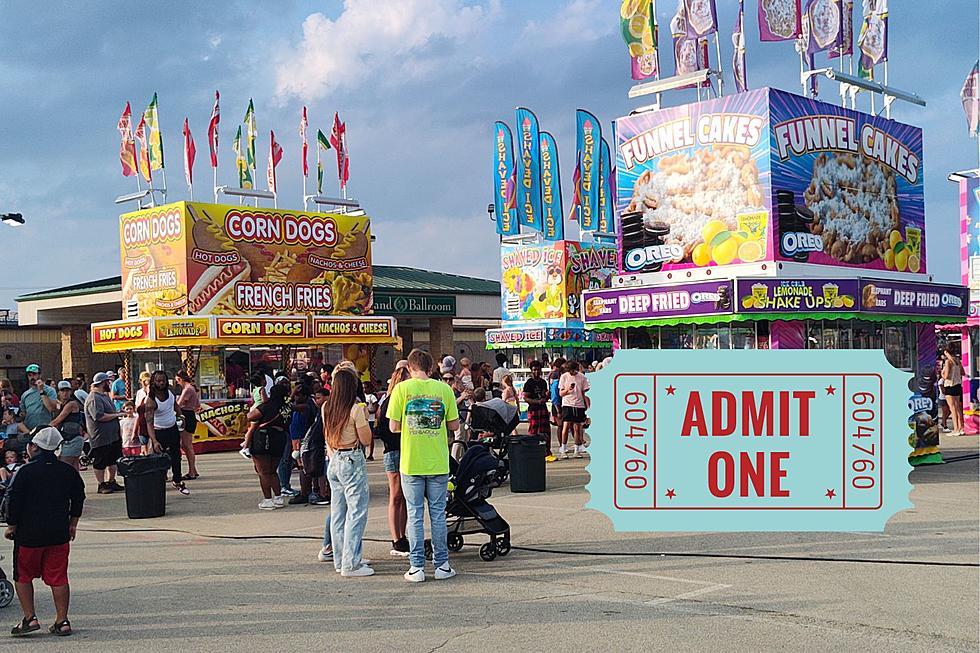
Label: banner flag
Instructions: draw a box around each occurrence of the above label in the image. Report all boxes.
[135,113,151,183]
[804,0,843,94]
[144,93,165,170]
[316,128,330,194]
[758,0,802,41]
[539,131,564,241]
[515,107,544,231]
[733,0,748,92]
[234,125,252,189]
[182,117,195,187]
[208,91,220,168]
[684,0,717,38]
[963,61,980,137]
[118,102,137,178]
[300,107,309,178]
[858,0,887,79]
[621,0,660,81]
[575,109,601,231]
[244,99,256,171]
[492,121,519,236]
[829,0,853,58]
[598,137,614,235]
[568,154,582,222]
[330,113,350,191]
[267,130,283,193]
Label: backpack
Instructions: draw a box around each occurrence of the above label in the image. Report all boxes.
[300,413,326,477]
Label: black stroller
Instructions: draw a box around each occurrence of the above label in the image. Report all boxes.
[425,444,511,562]
[466,399,520,488]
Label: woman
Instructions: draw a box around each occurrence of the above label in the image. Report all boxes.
[375,366,410,557]
[942,348,966,436]
[289,383,318,504]
[145,370,190,495]
[49,380,85,470]
[134,371,152,454]
[242,382,290,510]
[324,368,374,577]
[175,370,201,480]
[501,374,518,405]
[0,378,18,407]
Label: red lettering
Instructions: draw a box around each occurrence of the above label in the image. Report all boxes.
[707,451,734,497]
[742,391,773,436]
[712,391,737,436]
[770,452,790,497]
[739,451,766,497]
[681,391,707,436]
[793,391,814,436]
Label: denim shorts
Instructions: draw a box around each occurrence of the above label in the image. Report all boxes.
[383,450,400,473]
[59,437,84,458]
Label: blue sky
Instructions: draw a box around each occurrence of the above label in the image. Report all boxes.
[0,0,977,311]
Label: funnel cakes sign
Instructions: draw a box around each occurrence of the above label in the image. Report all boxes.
[120,201,373,318]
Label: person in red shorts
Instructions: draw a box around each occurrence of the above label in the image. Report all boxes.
[4,427,85,637]
[522,361,552,456]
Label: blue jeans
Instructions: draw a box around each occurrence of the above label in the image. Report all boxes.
[401,473,449,569]
[277,440,294,491]
[326,449,370,572]
[322,455,332,549]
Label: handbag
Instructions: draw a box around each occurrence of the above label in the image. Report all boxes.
[251,410,283,456]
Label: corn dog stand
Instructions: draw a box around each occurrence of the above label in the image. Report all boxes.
[91,201,396,453]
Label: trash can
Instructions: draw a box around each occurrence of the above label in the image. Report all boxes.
[116,454,171,519]
[509,435,546,493]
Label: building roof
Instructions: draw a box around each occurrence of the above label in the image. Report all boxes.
[17,265,499,303]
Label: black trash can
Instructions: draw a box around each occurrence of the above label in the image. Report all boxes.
[116,454,171,519]
[509,435,546,493]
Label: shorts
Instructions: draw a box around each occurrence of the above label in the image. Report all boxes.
[181,410,197,433]
[13,542,70,587]
[383,450,401,473]
[122,446,142,457]
[91,439,123,470]
[59,437,85,458]
[561,406,587,424]
[944,384,963,397]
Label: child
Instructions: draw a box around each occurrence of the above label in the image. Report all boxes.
[0,449,22,486]
[120,401,141,457]
[2,407,29,453]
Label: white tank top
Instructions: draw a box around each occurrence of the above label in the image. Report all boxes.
[153,391,178,429]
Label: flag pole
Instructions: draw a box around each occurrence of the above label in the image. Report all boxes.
[712,32,724,97]
[883,61,890,118]
[213,164,218,203]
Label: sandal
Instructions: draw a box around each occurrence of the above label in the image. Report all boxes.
[11,615,40,636]
[183,473,200,480]
[49,620,72,636]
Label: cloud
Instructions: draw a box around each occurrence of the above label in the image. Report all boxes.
[523,0,613,47]
[275,0,497,102]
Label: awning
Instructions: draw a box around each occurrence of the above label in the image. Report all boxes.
[485,326,613,350]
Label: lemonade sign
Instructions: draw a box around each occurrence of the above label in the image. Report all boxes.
[737,279,859,312]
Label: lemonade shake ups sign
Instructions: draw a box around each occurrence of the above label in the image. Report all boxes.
[587,351,912,531]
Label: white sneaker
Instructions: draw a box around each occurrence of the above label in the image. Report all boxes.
[574,446,584,459]
[341,565,375,577]
[258,498,276,510]
[272,496,285,508]
[404,567,425,582]
[317,547,333,562]
[434,564,457,580]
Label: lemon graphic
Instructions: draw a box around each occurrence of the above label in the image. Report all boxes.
[737,240,763,262]
[889,229,903,248]
[628,41,644,56]
[692,242,711,267]
[833,297,844,308]
[842,296,855,308]
[702,219,728,245]
[711,232,739,265]
[742,296,756,309]
[628,14,647,38]
[895,247,910,272]
[908,254,921,273]
[641,28,654,46]
[883,249,895,270]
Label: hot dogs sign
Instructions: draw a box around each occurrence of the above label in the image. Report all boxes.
[119,202,373,318]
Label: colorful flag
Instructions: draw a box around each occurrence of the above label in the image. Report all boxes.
[515,107,544,232]
[539,131,564,241]
[963,61,980,137]
[492,121,519,237]
[857,0,887,79]
[829,0,853,58]
[144,93,164,170]
[575,109,601,231]
[267,130,283,193]
[805,0,843,57]
[316,129,331,194]
[244,99,256,171]
[671,4,710,84]
[300,107,309,178]
[732,0,748,92]
[621,0,660,81]
[758,0,802,41]
[208,91,220,168]
[598,138,614,235]
[330,113,350,191]
[568,154,582,223]
[117,102,137,178]
[233,125,252,189]
[684,0,717,38]
[134,114,151,183]
[182,118,195,187]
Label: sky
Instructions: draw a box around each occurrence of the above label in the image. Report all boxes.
[0,0,978,311]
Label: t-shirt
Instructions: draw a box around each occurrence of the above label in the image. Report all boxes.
[523,377,549,406]
[110,378,128,410]
[325,404,368,450]
[119,416,138,448]
[4,451,85,548]
[492,366,509,386]
[84,391,121,448]
[387,377,459,476]
[558,372,589,409]
[20,385,57,430]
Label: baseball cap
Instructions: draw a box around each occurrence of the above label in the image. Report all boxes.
[106,370,117,379]
[274,375,290,386]
[92,372,111,384]
[25,363,40,373]
[440,356,456,373]
[57,380,72,390]
[31,426,63,451]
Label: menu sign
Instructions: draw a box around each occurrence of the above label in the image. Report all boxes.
[737,279,859,312]
[582,281,734,324]
[215,317,309,340]
[92,319,151,350]
[859,280,969,317]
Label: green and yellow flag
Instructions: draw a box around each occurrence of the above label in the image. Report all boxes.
[234,125,252,189]
[316,129,330,193]
[144,93,165,170]
[244,99,256,171]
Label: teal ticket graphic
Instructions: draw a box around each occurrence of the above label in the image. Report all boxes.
[586,351,913,531]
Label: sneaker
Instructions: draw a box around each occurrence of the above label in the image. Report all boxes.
[559,447,568,460]
[97,482,113,494]
[317,547,333,562]
[109,480,125,491]
[404,567,425,582]
[390,537,410,557]
[341,565,375,577]
[574,446,584,459]
[309,493,331,506]
[545,454,558,463]
[272,496,285,508]
[239,447,251,459]
[434,564,457,580]
[258,498,276,510]
[288,494,309,505]
[172,481,190,495]
[280,487,299,497]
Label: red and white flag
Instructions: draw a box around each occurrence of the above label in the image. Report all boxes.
[135,114,152,183]
[330,112,350,191]
[117,102,138,178]
[267,130,284,193]
[300,106,309,178]
[208,90,220,168]
[183,118,196,187]
[962,61,980,137]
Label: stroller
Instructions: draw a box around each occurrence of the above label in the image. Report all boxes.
[0,555,11,609]
[425,444,511,562]
[465,399,520,488]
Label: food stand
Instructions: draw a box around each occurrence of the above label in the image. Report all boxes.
[582,88,969,465]
[92,201,397,452]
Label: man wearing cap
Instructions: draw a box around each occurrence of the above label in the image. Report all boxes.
[19,365,57,431]
[109,368,128,411]
[83,373,125,494]
[4,427,85,637]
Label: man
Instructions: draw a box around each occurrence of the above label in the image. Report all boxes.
[4,427,85,637]
[69,376,88,404]
[491,353,509,391]
[523,360,554,461]
[83,373,125,494]
[19,364,57,431]
[388,348,459,583]
[109,367,128,411]
[144,370,189,495]
[558,360,590,459]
